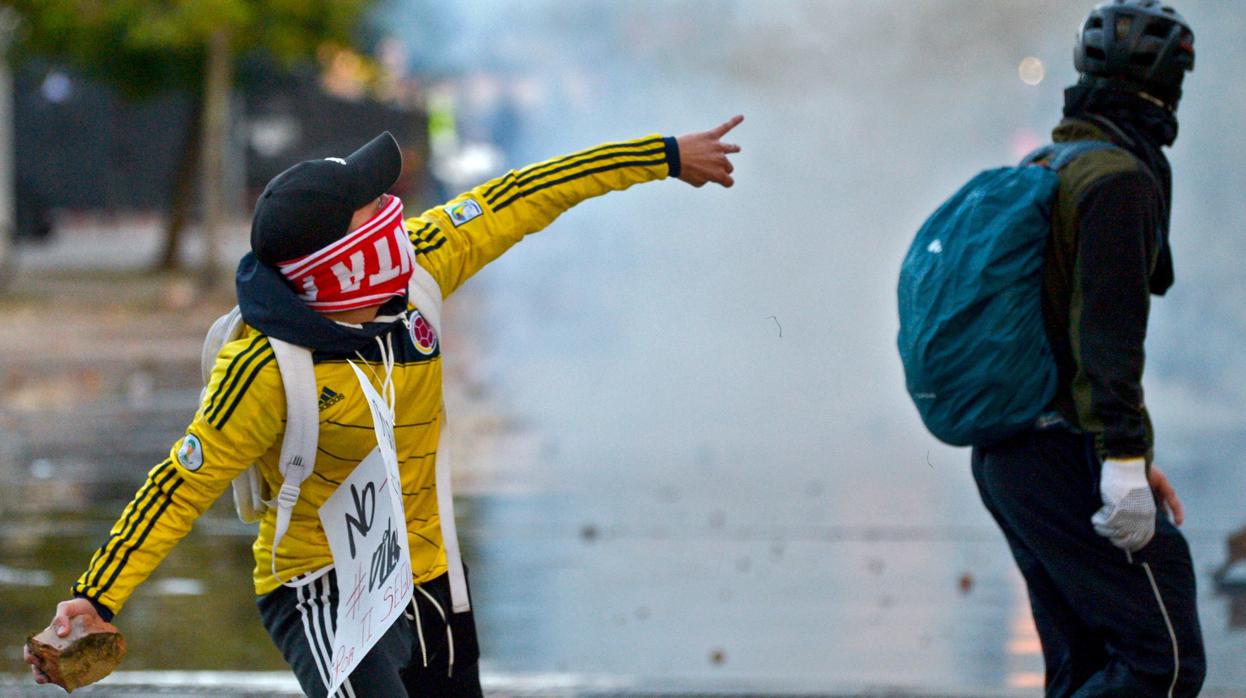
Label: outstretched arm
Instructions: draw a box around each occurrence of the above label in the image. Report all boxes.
[32,333,284,657]
[408,115,744,296]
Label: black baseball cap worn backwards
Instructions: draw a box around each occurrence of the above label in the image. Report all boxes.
[250,131,403,266]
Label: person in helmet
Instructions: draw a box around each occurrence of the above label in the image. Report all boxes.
[971,1,1204,695]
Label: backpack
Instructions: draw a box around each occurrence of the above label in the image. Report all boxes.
[897,140,1116,447]
[198,263,471,612]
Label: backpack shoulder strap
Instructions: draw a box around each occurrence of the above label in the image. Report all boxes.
[201,306,245,386]
[1033,138,1165,220]
[268,337,321,587]
[407,261,444,336]
[202,307,268,523]
[405,261,470,612]
[1046,140,1120,171]
[1019,140,1120,171]
[201,306,323,582]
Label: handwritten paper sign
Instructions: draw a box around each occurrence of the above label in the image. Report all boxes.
[316,363,413,695]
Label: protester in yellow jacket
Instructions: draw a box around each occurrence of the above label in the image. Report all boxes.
[27,115,743,697]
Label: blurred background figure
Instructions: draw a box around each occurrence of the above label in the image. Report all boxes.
[2,1,1246,696]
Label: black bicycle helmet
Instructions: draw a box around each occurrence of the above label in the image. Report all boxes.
[1074,0,1194,108]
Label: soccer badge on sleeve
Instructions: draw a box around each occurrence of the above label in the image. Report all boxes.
[175,433,204,472]
[444,198,483,227]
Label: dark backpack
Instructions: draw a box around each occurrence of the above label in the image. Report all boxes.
[897,141,1117,447]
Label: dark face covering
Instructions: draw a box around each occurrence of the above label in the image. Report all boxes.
[1063,82,1178,295]
[1063,82,1180,147]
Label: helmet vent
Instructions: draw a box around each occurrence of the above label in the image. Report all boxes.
[1116,16,1134,41]
[1143,23,1170,38]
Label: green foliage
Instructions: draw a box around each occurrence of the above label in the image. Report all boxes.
[8,0,375,98]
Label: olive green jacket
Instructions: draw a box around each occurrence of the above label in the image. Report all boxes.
[1042,117,1169,462]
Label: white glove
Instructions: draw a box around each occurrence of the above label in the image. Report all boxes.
[1091,457,1156,552]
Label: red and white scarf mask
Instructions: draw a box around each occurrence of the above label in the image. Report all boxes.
[277,195,416,313]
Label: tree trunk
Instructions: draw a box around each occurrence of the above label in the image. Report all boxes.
[0,9,18,292]
[198,30,231,289]
[153,92,203,271]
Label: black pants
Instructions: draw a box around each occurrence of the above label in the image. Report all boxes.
[972,427,1205,697]
[258,571,483,698]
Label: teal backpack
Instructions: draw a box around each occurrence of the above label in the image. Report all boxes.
[897,141,1116,446]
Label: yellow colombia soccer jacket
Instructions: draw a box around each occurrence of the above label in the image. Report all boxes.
[73,135,678,615]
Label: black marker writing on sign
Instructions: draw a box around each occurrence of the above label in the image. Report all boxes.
[368,518,402,592]
[344,482,376,558]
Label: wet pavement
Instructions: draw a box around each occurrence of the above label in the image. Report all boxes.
[4,225,1246,697]
[10,0,1246,693]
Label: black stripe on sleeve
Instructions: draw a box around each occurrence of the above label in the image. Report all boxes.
[487,141,665,208]
[488,144,665,206]
[514,137,663,184]
[214,352,276,430]
[414,237,447,256]
[408,221,445,253]
[84,461,177,595]
[208,342,274,427]
[79,534,122,596]
[204,335,267,418]
[493,157,668,213]
[94,474,186,598]
[407,221,435,243]
[83,461,174,592]
[417,225,443,245]
[482,171,518,202]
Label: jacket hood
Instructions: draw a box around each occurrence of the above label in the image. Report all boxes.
[235,252,406,355]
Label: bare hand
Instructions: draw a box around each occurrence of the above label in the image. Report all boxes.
[1149,464,1184,526]
[675,115,743,188]
[24,598,105,685]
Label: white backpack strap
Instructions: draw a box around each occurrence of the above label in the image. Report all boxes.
[201,307,266,524]
[201,308,327,585]
[433,413,470,612]
[407,264,470,612]
[232,467,266,524]
[407,262,443,339]
[201,306,244,387]
[268,338,323,588]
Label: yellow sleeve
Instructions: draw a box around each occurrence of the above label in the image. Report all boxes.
[72,332,284,615]
[408,133,675,296]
